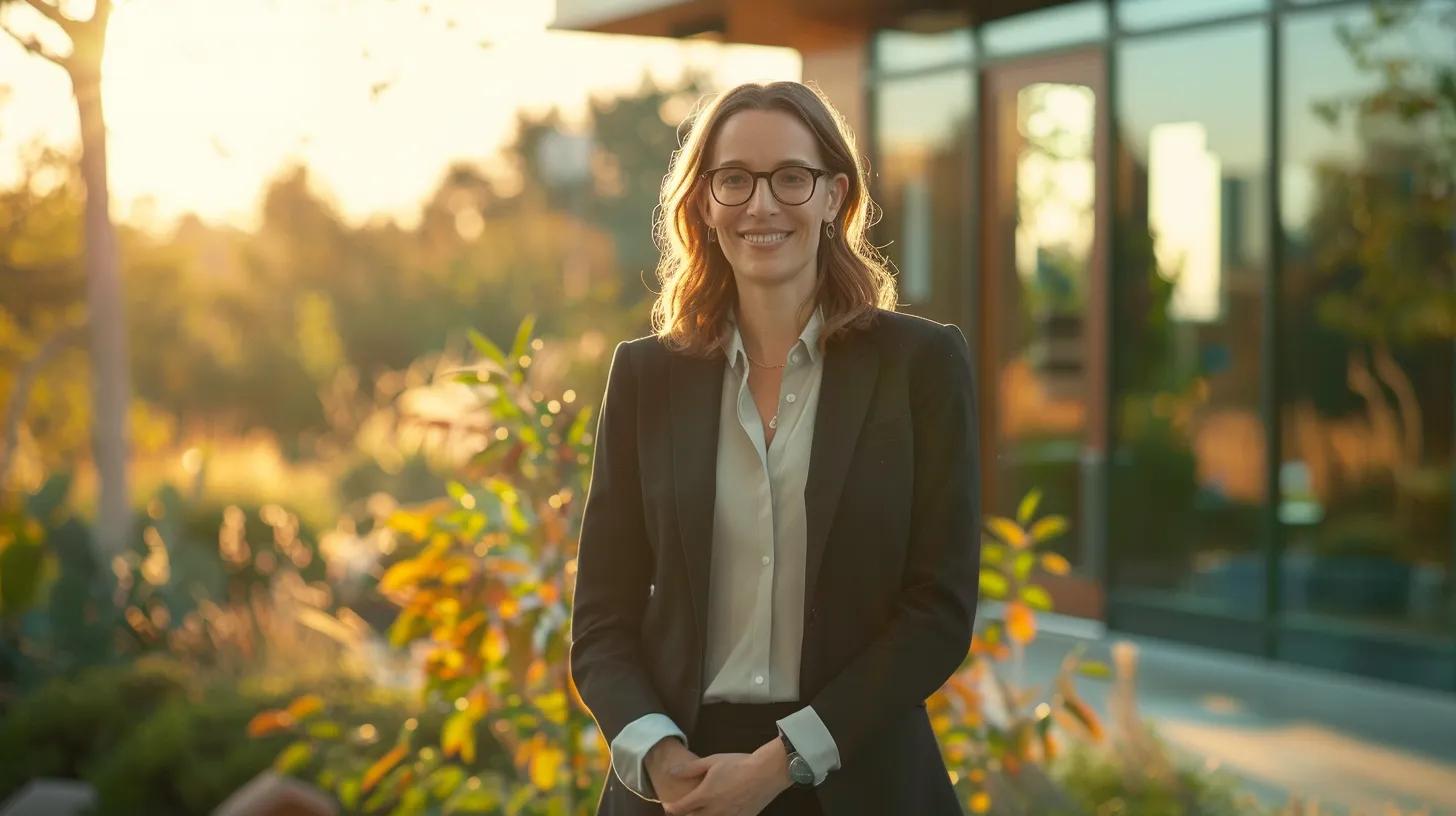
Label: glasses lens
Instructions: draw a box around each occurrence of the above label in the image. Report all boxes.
[711,169,754,206]
[770,167,815,205]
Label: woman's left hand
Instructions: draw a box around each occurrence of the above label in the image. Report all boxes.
[660,751,789,816]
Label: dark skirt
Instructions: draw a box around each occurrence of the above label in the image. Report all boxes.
[690,702,825,816]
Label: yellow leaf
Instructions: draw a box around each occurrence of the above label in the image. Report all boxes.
[1016,489,1041,525]
[1028,515,1068,544]
[440,558,475,585]
[379,558,433,594]
[246,709,294,737]
[362,744,408,793]
[481,624,508,663]
[986,517,1027,549]
[285,694,324,721]
[969,791,991,813]
[529,743,565,791]
[442,711,478,764]
[1039,553,1071,575]
[1005,601,1036,644]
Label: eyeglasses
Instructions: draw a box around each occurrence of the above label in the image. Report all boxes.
[699,165,829,207]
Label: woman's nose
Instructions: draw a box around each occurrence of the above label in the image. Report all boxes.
[744,177,779,216]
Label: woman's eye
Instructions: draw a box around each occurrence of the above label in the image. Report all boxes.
[720,171,750,187]
[778,169,811,186]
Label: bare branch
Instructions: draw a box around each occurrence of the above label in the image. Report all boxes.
[22,0,77,35]
[0,18,67,66]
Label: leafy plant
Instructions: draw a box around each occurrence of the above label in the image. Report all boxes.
[928,488,1109,815]
[253,315,605,814]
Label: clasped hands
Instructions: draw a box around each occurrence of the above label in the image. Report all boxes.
[645,735,793,816]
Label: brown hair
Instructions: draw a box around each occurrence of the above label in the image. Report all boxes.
[649,81,897,356]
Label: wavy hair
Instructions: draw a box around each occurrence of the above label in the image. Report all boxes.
[649,81,897,356]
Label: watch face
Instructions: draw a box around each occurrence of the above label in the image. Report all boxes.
[788,755,815,786]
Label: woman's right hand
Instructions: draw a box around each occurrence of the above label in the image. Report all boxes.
[645,737,705,804]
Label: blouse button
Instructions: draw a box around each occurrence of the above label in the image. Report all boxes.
[785,393,796,404]
[754,675,765,685]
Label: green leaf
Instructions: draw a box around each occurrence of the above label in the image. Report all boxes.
[509,314,538,364]
[981,542,1006,566]
[1077,660,1112,680]
[1016,489,1042,526]
[274,740,314,774]
[1013,551,1036,582]
[978,570,1008,599]
[339,777,361,810]
[467,328,509,369]
[1020,585,1053,612]
[451,370,485,385]
[307,721,343,740]
[428,765,468,800]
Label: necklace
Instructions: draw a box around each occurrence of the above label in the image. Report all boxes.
[745,352,787,370]
[745,353,784,430]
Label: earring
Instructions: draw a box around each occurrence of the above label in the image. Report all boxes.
[824,221,836,240]
[708,226,717,243]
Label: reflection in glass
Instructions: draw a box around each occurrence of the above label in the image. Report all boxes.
[1279,2,1455,676]
[873,26,974,74]
[989,78,1097,601]
[872,71,973,319]
[981,1,1108,56]
[1117,0,1266,32]
[1111,21,1269,613]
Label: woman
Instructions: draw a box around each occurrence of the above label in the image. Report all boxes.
[570,80,980,816]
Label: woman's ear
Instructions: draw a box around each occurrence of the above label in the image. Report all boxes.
[694,187,713,229]
[826,172,850,221]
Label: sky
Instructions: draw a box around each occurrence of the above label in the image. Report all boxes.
[0,0,800,233]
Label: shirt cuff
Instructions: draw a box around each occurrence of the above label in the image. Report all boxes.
[776,705,841,786]
[609,713,688,801]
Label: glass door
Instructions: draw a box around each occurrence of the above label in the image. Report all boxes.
[979,49,1109,620]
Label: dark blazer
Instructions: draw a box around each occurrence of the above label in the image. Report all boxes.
[570,308,982,816]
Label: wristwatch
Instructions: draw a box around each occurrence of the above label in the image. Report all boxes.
[778,729,816,787]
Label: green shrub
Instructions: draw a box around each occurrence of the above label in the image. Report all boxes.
[0,656,192,802]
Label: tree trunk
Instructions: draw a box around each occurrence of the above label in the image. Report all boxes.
[69,20,131,562]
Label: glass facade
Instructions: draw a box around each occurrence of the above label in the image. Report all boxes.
[872,71,974,325]
[871,0,1456,690]
[1111,21,1270,621]
[1277,1,1456,686]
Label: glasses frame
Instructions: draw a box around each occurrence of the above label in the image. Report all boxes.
[699,165,830,207]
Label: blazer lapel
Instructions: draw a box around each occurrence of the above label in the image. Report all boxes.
[803,329,879,623]
[669,350,724,656]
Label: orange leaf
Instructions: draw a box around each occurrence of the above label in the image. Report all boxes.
[985,517,1027,549]
[1039,553,1071,575]
[246,709,294,738]
[362,744,408,793]
[1005,602,1036,644]
[285,694,324,721]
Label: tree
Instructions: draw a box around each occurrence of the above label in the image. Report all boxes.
[1304,0,1456,523]
[0,0,132,559]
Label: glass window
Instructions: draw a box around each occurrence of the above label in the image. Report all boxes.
[981,1,1108,57]
[1110,21,1270,615]
[1117,0,1267,32]
[1279,2,1456,661]
[873,25,974,75]
[872,70,974,324]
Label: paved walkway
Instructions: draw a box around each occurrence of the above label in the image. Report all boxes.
[1019,614,1456,815]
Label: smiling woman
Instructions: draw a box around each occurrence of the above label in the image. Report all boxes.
[570,81,982,816]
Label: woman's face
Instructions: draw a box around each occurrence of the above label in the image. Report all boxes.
[699,108,848,291]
